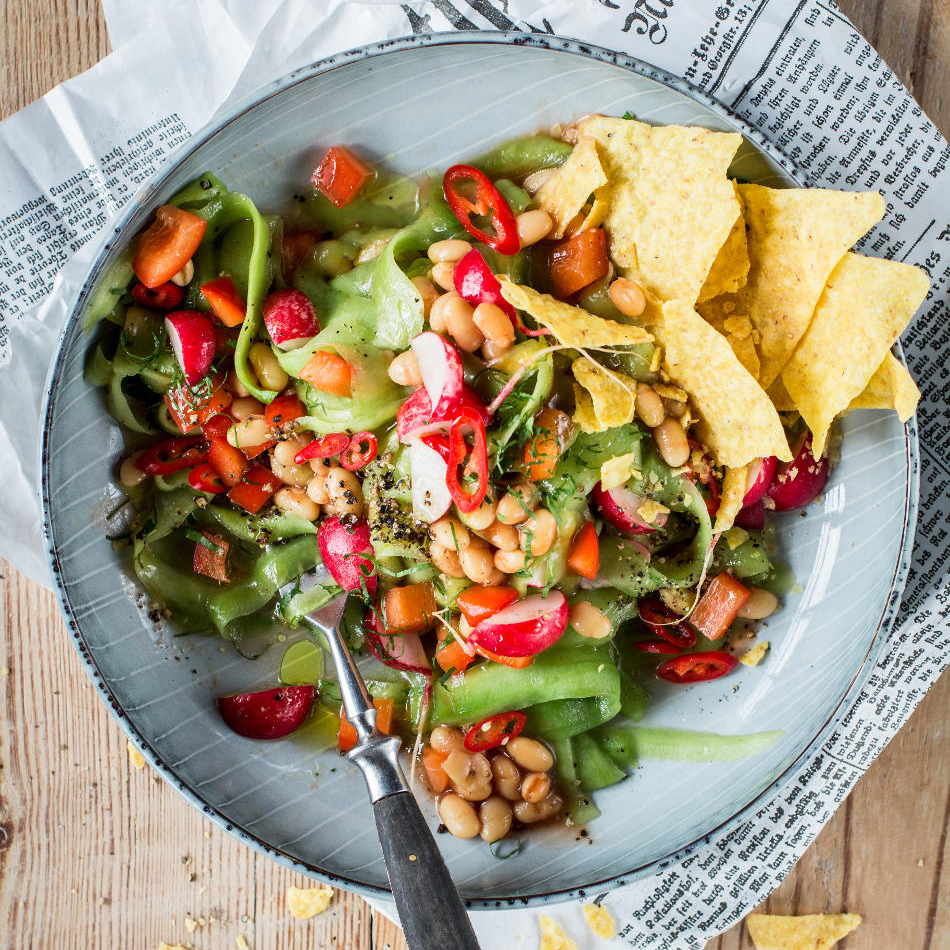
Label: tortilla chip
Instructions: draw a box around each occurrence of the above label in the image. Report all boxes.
[286,885,334,919]
[698,185,750,301]
[573,383,601,434]
[580,116,742,303]
[699,303,761,378]
[766,375,795,412]
[746,913,862,950]
[740,641,770,666]
[651,381,687,402]
[582,194,609,231]
[498,278,652,347]
[660,300,791,467]
[849,351,920,421]
[539,914,578,950]
[714,184,885,387]
[714,465,749,532]
[582,902,616,939]
[600,452,642,490]
[535,137,608,240]
[780,253,928,456]
[573,358,637,429]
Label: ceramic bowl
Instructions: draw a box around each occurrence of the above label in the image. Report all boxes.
[42,33,917,906]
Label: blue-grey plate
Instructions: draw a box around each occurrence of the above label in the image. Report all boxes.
[41,33,918,907]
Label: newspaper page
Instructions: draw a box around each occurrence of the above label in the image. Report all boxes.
[0,1,947,947]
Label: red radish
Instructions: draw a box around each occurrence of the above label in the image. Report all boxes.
[164,311,216,386]
[767,433,830,511]
[408,439,452,522]
[262,288,320,350]
[411,332,464,420]
[318,516,376,593]
[217,685,315,739]
[364,619,431,675]
[397,384,490,443]
[469,591,568,657]
[734,499,765,530]
[592,483,668,535]
[454,249,517,323]
[743,456,778,506]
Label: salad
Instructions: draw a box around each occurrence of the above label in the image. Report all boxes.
[86,116,926,846]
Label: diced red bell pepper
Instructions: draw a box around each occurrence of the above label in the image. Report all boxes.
[135,436,208,475]
[549,228,609,298]
[200,275,247,328]
[689,574,751,641]
[226,464,279,514]
[193,531,229,582]
[188,462,227,494]
[312,146,374,208]
[164,374,232,434]
[264,394,305,428]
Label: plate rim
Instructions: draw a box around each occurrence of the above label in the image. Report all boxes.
[40,30,921,907]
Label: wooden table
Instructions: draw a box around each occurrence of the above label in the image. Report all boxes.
[1,2,947,947]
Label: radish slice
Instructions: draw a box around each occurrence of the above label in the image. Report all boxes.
[592,482,667,535]
[469,591,569,657]
[217,685,315,739]
[262,288,320,350]
[397,384,490,443]
[365,624,431,675]
[734,499,765,530]
[318,516,376,593]
[412,332,464,421]
[165,310,216,386]
[767,433,830,511]
[743,456,778,506]
[408,439,452,522]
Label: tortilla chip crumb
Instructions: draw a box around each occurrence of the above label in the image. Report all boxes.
[127,741,146,770]
[286,885,334,920]
[723,527,749,550]
[600,453,641,491]
[236,937,251,950]
[582,902,616,939]
[747,912,861,950]
[539,914,578,950]
[158,944,190,950]
[741,641,770,667]
[183,917,199,934]
[637,500,669,525]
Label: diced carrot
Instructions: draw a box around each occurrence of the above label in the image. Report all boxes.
[337,697,394,753]
[690,573,751,641]
[383,583,438,635]
[435,638,474,676]
[200,276,247,328]
[472,644,534,670]
[264,394,305,428]
[226,464,279,514]
[523,407,572,481]
[208,436,248,487]
[300,350,353,398]
[422,747,451,794]
[312,146,374,208]
[193,531,229,582]
[132,206,207,289]
[455,586,519,627]
[567,521,600,580]
[281,230,318,279]
[549,228,609,298]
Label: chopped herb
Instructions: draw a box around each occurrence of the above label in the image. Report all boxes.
[489,838,524,860]
[184,529,224,555]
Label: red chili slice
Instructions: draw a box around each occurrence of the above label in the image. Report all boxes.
[443,164,520,255]
[130,281,185,311]
[188,462,227,494]
[293,431,351,464]
[340,431,378,471]
[656,651,738,684]
[463,710,527,753]
[633,640,682,655]
[446,410,489,513]
[135,436,208,475]
[638,596,696,650]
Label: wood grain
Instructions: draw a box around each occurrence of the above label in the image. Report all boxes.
[0,2,947,949]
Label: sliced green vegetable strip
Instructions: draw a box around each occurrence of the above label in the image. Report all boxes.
[593,725,783,764]
[471,135,574,178]
[572,732,626,792]
[550,737,600,825]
